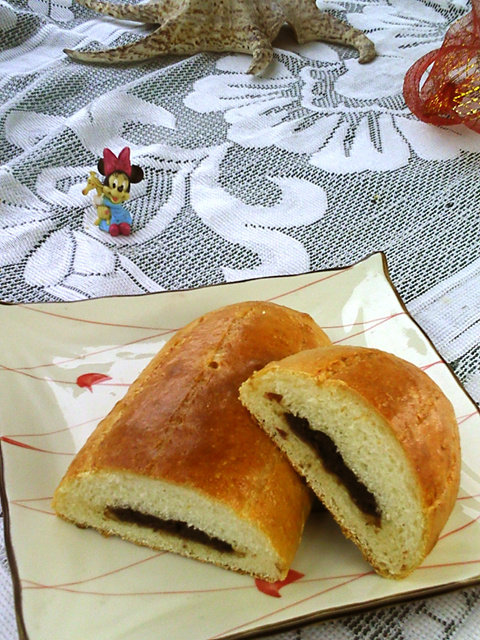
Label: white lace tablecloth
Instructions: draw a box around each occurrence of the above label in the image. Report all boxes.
[1,0,479,639]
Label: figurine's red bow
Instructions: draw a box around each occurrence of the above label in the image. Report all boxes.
[102,147,132,177]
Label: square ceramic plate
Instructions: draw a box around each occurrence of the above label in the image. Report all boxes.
[1,252,479,640]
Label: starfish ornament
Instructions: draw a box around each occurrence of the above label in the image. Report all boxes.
[65,0,376,74]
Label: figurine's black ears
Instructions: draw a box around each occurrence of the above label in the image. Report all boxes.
[130,165,144,184]
[97,158,106,176]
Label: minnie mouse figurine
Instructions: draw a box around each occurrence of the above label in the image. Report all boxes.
[83,147,144,236]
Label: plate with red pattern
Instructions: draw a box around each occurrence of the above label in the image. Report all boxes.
[1,253,479,640]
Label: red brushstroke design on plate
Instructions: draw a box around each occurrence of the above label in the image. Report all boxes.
[0,436,73,456]
[255,569,304,597]
[76,373,112,391]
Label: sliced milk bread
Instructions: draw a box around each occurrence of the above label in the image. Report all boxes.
[239,345,461,578]
[52,301,331,582]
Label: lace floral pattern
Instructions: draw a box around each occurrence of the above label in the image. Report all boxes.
[27,0,75,21]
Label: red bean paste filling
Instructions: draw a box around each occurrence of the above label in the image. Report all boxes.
[283,413,381,523]
[105,506,235,553]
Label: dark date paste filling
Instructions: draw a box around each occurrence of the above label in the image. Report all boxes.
[105,506,235,553]
[283,413,381,524]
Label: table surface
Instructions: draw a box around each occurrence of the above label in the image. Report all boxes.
[1,1,479,639]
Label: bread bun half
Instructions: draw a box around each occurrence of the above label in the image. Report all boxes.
[239,345,461,578]
[52,301,331,582]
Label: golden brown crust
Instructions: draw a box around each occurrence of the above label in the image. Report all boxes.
[256,344,461,559]
[57,301,331,568]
